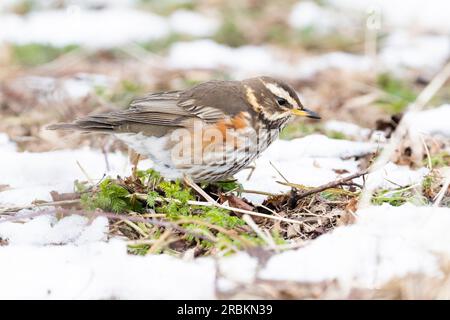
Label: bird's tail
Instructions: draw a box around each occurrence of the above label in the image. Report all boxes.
[47,117,116,132]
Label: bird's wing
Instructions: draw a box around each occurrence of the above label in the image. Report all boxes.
[47,81,250,134]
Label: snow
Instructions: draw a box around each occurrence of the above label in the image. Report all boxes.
[296,52,373,78]
[0,0,138,11]
[0,146,131,206]
[169,10,219,37]
[236,135,376,203]
[261,204,450,287]
[12,74,115,101]
[0,240,216,299]
[0,214,108,245]
[364,162,429,190]
[0,8,170,48]
[328,0,450,32]
[1,204,449,298]
[324,120,371,140]
[289,1,333,31]
[288,1,351,33]
[380,33,450,74]
[403,104,450,137]
[264,134,377,159]
[167,40,290,76]
[0,133,17,152]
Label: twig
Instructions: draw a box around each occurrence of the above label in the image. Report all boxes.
[277,170,368,200]
[76,160,94,184]
[434,168,450,207]
[147,229,173,255]
[187,200,304,225]
[0,199,81,214]
[1,208,215,243]
[132,193,304,225]
[242,214,276,250]
[420,134,433,171]
[241,189,279,197]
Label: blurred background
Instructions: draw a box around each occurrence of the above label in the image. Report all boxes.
[0,0,449,152]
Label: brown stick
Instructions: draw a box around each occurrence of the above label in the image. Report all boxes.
[278,169,369,199]
[0,208,215,243]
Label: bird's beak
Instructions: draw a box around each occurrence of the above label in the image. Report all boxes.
[291,108,321,119]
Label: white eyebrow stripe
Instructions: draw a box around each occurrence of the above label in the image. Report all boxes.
[264,82,298,108]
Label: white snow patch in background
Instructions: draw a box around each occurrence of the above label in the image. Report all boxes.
[0,240,216,299]
[0,9,169,48]
[0,0,138,11]
[328,0,450,32]
[167,40,290,76]
[289,1,352,33]
[261,204,450,287]
[296,52,373,78]
[169,10,219,37]
[403,104,450,137]
[324,120,371,140]
[12,73,115,101]
[380,33,450,74]
[289,1,334,31]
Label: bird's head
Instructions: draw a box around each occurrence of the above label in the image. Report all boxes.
[243,76,320,126]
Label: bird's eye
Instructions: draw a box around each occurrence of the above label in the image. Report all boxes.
[276,97,288,106]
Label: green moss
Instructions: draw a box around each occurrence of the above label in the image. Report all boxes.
[79,169,264,255]
[214,180,243,193]
[376,73,417,114]
[12,44,79,67]
[127,244,151,256]
[372,186,429,207]
[425,152,450,168]
[81,178,143,213]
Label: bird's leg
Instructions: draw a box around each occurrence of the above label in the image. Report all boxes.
[183,175,216,203]
[129,149,141,180]
[245,162,256,181]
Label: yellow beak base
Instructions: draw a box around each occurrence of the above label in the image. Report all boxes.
[291,108,321,119]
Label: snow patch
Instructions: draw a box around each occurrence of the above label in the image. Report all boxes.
[0,148,131,206]
[324,120,371,140]
[380,33,450,74]
[169,10,219,37]
[0,214,108,246]
[328,0,450,32]
[167,40,290,76]
[0,240,216,299]
[0,9,169,48]
[403,104,450,137]
[261,204,450,287]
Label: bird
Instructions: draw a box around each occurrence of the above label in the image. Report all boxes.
[48,76,320,182]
